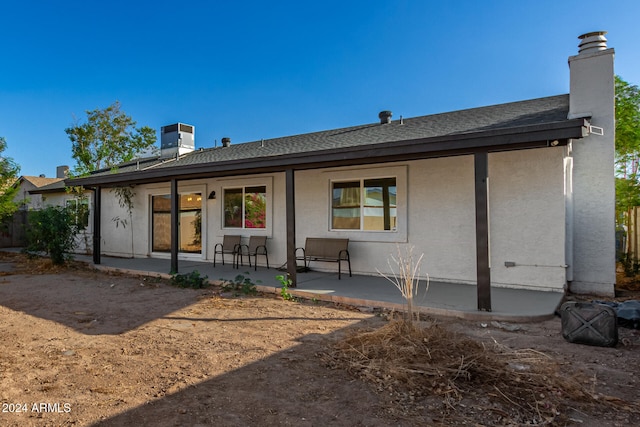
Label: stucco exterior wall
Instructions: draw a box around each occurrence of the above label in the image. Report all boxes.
[294,163,411,278]
[405,156,476,283]
[97,149,568,291]
[100,175,290,265]
[489,148,566,291]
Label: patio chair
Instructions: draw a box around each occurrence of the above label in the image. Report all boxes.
[237,235,269,271]
[213,235,242,267]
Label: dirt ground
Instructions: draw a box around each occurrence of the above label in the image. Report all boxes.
[0,252,639,426]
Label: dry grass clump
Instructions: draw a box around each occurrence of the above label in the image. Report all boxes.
[325,319,638,425]
[616,265,640,291]
[0,251,85,275]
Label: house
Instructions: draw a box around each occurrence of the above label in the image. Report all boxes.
[11,168,67,211]
[68,32,616,309]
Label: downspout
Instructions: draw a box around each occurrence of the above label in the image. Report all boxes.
[564,145,574,284]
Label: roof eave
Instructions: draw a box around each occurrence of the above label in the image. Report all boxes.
[68,118,589,188]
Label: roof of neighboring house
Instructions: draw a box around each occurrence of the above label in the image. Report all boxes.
[69,94,590,187]
[16,176,64,189]
[28,179,68,194]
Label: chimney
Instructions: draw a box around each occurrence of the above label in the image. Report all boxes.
[378,110,392,124]
[577,31,608,55]
[221,137,231,147]
[56,165,69,179]
[567,31,615,296]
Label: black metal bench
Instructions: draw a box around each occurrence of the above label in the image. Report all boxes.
[296,238,351,279]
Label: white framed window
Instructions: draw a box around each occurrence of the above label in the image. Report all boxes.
[66,198,90,229]
[331,177,397,231]
[223,185,267,229]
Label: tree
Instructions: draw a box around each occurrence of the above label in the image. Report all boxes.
[65,101,156,176]
[614,76,640,267]
[65,102,156,257]
[0,136,21,221]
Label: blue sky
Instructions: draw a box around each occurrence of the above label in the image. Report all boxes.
[2,0,639,177]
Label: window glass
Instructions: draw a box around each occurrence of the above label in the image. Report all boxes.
[224,186,267,229]
[244,186,266,229]
[332,181,360,229]
[152,193,202,253]
[152,195,171,252]
[223,188,243,228]
[66,198,90,229]
[364,178,396,231]
[179,193,202,253]
[332,178,396,231]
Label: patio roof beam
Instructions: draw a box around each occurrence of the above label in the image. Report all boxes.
[92,186,101,265]
[171,178,179,274]
[475,152,491,311]
[286,168,297,287]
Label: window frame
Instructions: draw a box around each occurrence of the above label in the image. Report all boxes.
[65,197,91,230]
[221,184,269,231]
[331,177,397,232]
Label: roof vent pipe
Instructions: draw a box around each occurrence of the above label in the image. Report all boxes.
[379,110,392,124]
[578,31,608,55]
[221,137,231,147]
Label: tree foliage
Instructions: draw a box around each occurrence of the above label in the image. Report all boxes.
[25,205,80,265]
[65,101,156,176]
[0,136,21,221]
[615,77,640,222]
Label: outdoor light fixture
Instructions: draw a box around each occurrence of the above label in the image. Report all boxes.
[208,191,216,200]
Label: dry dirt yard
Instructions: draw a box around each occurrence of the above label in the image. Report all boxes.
[0,252,639,426]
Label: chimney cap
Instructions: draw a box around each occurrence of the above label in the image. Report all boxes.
[578,31,608,54]
[221,137,231,147]
[378,110,392,124]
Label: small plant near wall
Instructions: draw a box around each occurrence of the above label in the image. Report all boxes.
[377,245,428,324]
[276,274,295,301]
[220,273,260,296]
[170,270,209,289]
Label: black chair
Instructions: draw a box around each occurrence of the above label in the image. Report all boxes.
[237,236,269,270]
[213,235,241,267]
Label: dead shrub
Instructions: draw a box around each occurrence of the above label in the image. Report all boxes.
[325,319,639,425]
[0,251,85,275]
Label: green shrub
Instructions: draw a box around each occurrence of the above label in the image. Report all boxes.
[170,270,209,289]
[24,206,79,265]
[220,273,260,296]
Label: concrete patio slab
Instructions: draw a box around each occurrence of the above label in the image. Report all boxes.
[64,254,564,322]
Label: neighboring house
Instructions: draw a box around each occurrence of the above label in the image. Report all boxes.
[12,174,65,210]
[68,32,616,308]
[1,170,67,247]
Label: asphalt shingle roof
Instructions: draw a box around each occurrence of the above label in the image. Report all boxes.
[74,94,576,183]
